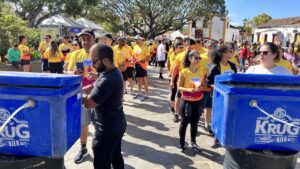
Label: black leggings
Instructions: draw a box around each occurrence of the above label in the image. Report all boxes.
[179,98,202,147]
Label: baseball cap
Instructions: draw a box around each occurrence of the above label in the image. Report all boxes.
[104,33,113,40]
[175,42,184,48]
[134,35,144,40]
[205,40,214,47]
[78,29,95,37]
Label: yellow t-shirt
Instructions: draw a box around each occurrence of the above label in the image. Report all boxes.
[133,44,150,70]
[44,48,64,63]
[229,57,239,66]
[276,59,293,73]
[180,68,206,101]
[174,51,187,73]
[168,48,176,70]
[113,45,132,68]
[198,57,210,74]
[19,44,30,60]
[59,43,72,52]
[68,49,96,76]
[220,63,234,74]
[38,41,50,59]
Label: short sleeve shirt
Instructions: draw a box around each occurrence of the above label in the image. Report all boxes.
[90,68,127,135]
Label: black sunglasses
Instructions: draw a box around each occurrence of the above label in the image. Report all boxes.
[193,56,201,61]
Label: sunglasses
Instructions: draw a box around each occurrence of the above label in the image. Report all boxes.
[258,51,269,55]
[72,44,78,46]
[193,56,201,61]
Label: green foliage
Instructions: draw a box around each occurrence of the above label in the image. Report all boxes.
[4,0,99,27]
[252,13,272,27]
[0,5,40,61]
[86,0,226,39]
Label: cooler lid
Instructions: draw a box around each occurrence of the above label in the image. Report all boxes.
[215,73,300,85]
[0,71,82,87]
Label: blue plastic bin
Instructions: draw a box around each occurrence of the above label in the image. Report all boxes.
[212,73,300,151]
[0,71,82,157]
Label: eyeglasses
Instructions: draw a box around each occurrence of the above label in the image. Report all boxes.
[45,38,49,40]
[258,51,270,55]
[72,44,78,46]
[193,56,201,61]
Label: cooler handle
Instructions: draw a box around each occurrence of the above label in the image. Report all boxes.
[249,100,300,129]
[0,100,35,133]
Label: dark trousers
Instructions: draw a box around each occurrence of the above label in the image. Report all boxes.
[92,132,124,169]
[179,98,202,147]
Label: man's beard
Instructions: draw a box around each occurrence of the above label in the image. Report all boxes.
[97,62,106,73]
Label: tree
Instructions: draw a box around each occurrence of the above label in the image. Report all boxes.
[86,0,226,39]
[252,13,272,27]
[3,0,98,27]
[0,3,40,59]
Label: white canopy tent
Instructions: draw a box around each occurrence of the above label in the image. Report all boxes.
[170,31,185,41]
[75,18,106,36]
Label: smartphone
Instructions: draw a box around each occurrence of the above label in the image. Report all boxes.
[76,62,84,70]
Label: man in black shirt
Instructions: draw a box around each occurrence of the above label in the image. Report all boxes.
[83,44,127,169]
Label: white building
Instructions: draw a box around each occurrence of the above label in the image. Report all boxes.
[188,14,240,42]
[253,17,300,47]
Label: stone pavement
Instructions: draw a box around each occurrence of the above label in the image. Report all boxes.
[63,66,300,169]
[64,66,225,169]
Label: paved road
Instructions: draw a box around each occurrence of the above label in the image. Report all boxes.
[64,66,225,169]
[2,63,297,169]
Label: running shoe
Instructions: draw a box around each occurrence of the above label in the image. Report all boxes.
[74,148,88,164]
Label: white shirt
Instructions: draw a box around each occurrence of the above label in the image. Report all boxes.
[156,43,166,61]
[246,65,292,75]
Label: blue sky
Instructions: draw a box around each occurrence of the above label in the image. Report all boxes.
[226,0,300,26]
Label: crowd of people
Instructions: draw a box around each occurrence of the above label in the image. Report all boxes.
[4,29,300,168]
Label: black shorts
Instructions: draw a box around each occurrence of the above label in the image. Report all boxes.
[121,70,128,81]
[202,91,212,108]
[11,61,21,68]
[135,64,147,78]
[41,59,49,71]
[126,67,134,78]
[158,61,165,68]
[49,62,63,74]
[170,75,179,101]
[21,59,30,66]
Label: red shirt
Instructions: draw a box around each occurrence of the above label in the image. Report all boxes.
[240,47,248,59]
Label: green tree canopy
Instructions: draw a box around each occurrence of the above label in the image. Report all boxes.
[3,0,98,27]
[252,13,272,27]
[86,0,226,39]
[0,3,40,58]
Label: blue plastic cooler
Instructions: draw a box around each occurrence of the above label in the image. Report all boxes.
[0,71,82,157]
[212,73,300,151]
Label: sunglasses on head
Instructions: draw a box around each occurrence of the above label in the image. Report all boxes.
[258,51,269,55]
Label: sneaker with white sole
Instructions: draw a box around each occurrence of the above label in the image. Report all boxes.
[74,148,88,164]
[133,94,142,99]
[140,95,149,101]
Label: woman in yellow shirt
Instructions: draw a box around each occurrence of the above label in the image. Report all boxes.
[207,45,237,148]
[18,35,31,72]
[177,50,206,152]
[44,41,64,73]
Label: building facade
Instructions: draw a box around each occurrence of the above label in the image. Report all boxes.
[252,17,300,47]
[188,15,240,42]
